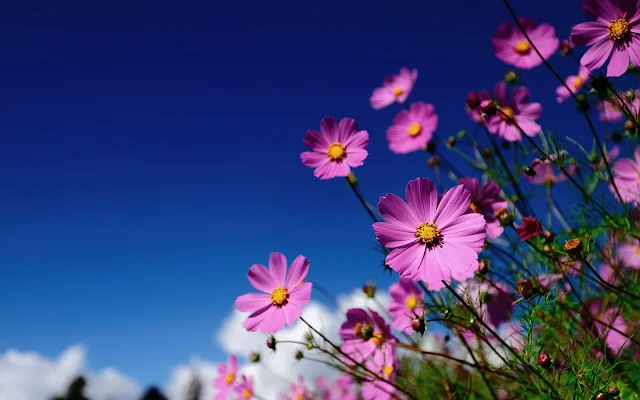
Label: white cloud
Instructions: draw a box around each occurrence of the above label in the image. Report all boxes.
[0,345,140,400]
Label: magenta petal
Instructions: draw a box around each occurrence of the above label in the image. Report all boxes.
[281,304,304,327]
[285,255,310,288]
[261,308,287,333]
[373,221,417,248]
[607,44,631,77]
[242,304,276,332]
[344,130,369,149]
[320,117,340,142]
[288,282,312,306]
[629,40,640,67]
[236,293,272,312]
[303,129,329,151]
[301,151,329,168]
[571,21,608,46]
[385,243,426,279]
[338,118,358,143]
[370,88,395,110]
[580,38,613,71]
[268,252,288,286]
[313,160,350,179]
[494,81,508,105]
[247,264,276,293]
[377,193,420,228]
[405,177,438,222]
[421,250,450,291]
[434,185,472,228]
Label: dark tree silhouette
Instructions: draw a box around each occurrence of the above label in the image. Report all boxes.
[186,374,203,400]
[51,376,90,400]
[139,386,168,400]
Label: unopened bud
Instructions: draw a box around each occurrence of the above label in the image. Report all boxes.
[457,130,466,138]
[411,317,425,335]
[564,238,584,259]
[505,71,519,84]
[576,93,589,112]
[607,386,620,396]
[517,279,537,299]
[249,352,260,363]
[559,39,574,56]
[594,392,609,400]
[624,119,638,134]
[447,136,457,148]
[295,350,304,360]
[266,336,277,351]
[495,208,514,226]
[542,244,553,253]
[477,259,489,275]
[427,155,440,168]
[537,352,552,369]
[479,99,497,117]
[542,231,554,242]
[625,90,636,101]
[362,282,376,298]
[466,92,481,109]
[523,166,536,177]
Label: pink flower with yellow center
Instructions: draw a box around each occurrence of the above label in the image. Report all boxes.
[458,177,508,239]
[571,0,640,77]
[457,278,514,340]
[611,145,640,205]
[556,65,591,103]
[373,178,486,291]
[361,360,398,400]
[486,81,542,142]
[235,252,312,333]
[492,17,559,70]
[385,102,438,154]
[339,308,397,368]
[284,377,309,400]
[213,354,238,400]
[300,117,369,180]
[524,152,577,186]
[369,68,418,110]
[233,375,254,400]
[388,279,424,332]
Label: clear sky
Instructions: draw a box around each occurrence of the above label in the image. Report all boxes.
[0,0,632,389]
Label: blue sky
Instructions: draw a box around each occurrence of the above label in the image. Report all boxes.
[0,0,634,389]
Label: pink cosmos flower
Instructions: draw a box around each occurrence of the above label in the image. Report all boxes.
[516,217,542,240]
[617,239,640,269]
[388,279,424,332]
[486,82,542,142]
[466,90,492,123]
[213,354,238,400]
[361,361,398,400]
[300,117,369,180]
[525,157,577,185]
[339,308,397,367]
[234,375,254,400]
[316,376,356,400]
[598,90,640,122]
[459,177,508,239]
[492,17,559,69]
[611,145,640,205]
[284,377,309,400]
[386,102,438,154]
[571,0,640,77]
[369,68,418,110]
[373,178,486,291]
[457,279,514,333]
[235,252,312,333]
[556,65,591,103]
[586,302,631,354]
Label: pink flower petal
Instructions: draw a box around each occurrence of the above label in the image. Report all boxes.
[405,177,438,222]
[373,222,417,248]
[377,193,420,229]
[320,117,339,142]
[247,264,276,293]
[580,38,614,71]
[302,129,330,152]
[235,293,272,312]
[434,185,472,228]
[268,252,288,286]
[285,255,310,288]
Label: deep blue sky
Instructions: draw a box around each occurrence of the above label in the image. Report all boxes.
[0,0,631,388]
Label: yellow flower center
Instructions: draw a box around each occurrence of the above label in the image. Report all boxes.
[415,222,442,248]
[242,389,252,399]
[500,107,515,122]
[270,287,289,306]
[408,123,422,137]
[393,87,404,97]
[469,201,479,213]
[225,373,235,385]
[383,364,394,378]
[405,295,418,311]
[295,394,304,400]
[326,142,346,161]
[353,322,363,336]
[513,40,531,55]
[370,332,385,347]
[608,18,629,41]
[572,76,584,90]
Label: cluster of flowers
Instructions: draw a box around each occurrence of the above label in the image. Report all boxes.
[217,0,640,398]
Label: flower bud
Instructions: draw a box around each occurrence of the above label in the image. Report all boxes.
[362,282,376,298]
[542,231,554,242]
[466,92,481,109]
[559,39,574,56]
[457,130,466,138]
[249,352,260,363]
[625,90,636,101]
[266,336,277,351]
[594,392,609,400]
[607,386,620,396]
[427,155,441,168]
[542,244,553,253]
[411,317,426,335]
[576,93,589,112]
[517,279,537,299]
[295,350,304,360]
[624,119,638,134]
[564,238,584,259]
[505,71,519,84]
[447,136,457,148]
[425,141,437,153]
[477,259,489,275]
[537,352,552,369]
[479,99,497,117]
[523,166,536,177]
[495,208,514,226]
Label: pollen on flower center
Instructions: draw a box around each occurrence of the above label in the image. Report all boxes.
[242,389,252,399]
[370,332,385,347]
[514,40,531,55]
[607,18,629,41]
[225,373,235,385]
[572,76,584,90]
[383,364,394,378]
[469,201,479,213]
[295,394,304,400]
[500,107,515,122]
[405,295,418,311]
[326,142,346,161]
[393,87,404,97]
[270,287,289,306]
[408,123,422,137]
[415,222,443,248]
